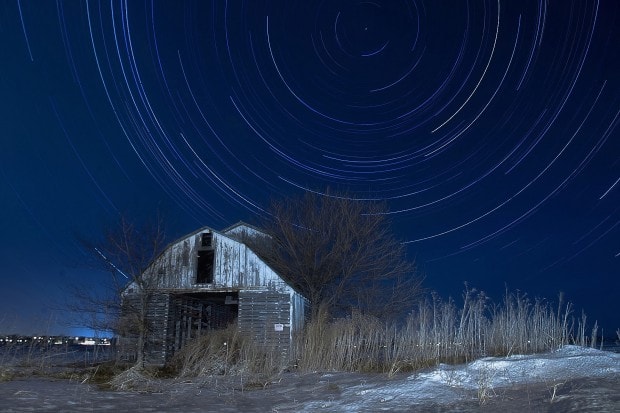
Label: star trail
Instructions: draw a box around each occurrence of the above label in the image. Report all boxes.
[1,0,618,335]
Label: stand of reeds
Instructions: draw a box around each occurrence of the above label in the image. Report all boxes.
[293,287,598,375]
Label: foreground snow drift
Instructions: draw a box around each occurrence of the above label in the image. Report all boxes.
[302,345,620,411]
[0,346,618,412]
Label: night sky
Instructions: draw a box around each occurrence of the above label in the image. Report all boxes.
[1,1,618,336]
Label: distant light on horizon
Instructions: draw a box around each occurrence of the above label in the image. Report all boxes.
[69,327,114,339]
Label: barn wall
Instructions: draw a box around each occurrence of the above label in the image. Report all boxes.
[237,290,293,360]
[121,289,306,365]
[118,293,173,366]
[145,293,173,365]
[290,292,309,333]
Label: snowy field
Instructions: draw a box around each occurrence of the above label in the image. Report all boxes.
[0,345,619,412]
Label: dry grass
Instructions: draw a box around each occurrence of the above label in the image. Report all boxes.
[107,365,159,391]
[292,287,594,375]
[169,324,285,388]
[166,288,595,381]
[0,336,123,387]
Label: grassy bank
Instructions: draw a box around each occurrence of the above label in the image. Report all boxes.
[174,288,600,379]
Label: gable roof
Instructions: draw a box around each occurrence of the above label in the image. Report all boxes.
[122,222,302,294]
[221,221,268,237]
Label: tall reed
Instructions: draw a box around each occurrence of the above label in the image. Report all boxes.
[171,288,596,378]
[293,287,593,374]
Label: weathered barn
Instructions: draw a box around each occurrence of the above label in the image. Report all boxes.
[119,222,307,365]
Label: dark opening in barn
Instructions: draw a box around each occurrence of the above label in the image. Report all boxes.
[201,232,213,247]
[171,292,238,351]
[196,249,214,283]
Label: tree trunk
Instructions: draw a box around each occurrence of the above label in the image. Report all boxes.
[135,328,145,368]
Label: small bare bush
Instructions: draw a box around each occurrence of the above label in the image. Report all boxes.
[108,365,158,391]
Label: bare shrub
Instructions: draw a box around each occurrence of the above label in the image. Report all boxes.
[248,190,423,320]
[108,365,158,391]
[74,213,168,368]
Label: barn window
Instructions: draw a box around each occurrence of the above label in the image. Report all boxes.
[201,232,213,248]
[196,250,214,283]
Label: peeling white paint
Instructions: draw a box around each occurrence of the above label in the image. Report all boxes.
[139,227,288,291]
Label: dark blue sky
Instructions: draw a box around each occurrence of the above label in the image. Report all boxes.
[1,1,618,336]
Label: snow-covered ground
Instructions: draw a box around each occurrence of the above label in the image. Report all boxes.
[1,345,618,412]
[303,345,620,412]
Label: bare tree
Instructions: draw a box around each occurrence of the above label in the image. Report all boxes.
[247,190,423,321]
[72,213,167,367]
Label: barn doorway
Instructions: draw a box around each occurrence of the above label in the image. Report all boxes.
[196,250,215,283]
[171,292,239,352]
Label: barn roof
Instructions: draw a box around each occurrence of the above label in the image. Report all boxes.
[127,222,303,297]
[221,221,269,239]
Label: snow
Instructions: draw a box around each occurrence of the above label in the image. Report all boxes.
[1,346,618,412]
[308,345,620,411]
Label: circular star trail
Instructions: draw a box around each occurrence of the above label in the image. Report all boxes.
[1,0,618,333]
[78,1,618,255]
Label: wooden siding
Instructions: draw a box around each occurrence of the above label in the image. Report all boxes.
[238,290,293,359]
[222,222,266,239]
[121,289,306,365]
[120,226,308,365]
[138,229,289,292]
[119,293,173,366]
[145,293,173,365]
[290,292,309,334]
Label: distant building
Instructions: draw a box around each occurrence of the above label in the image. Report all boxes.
[119,222,308,365]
